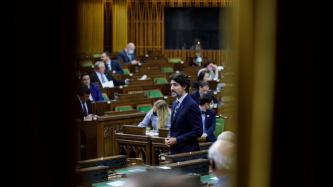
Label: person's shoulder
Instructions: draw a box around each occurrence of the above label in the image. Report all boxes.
[206,109,216,116]
[185,95,199,107]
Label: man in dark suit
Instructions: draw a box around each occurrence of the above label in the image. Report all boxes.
[81,73,104,101]
[199,94,217,142]
[165,72,203,154]
[101,51,124,74]
[191,81,210,105]
[117,42,142,65]
[90,61,128,87]
[75,85,92,120]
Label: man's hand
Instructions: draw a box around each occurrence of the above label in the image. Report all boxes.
[201,133,208,138]
[165,137,177,147]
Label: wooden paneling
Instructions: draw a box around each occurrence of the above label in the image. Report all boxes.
[126,0,233,66]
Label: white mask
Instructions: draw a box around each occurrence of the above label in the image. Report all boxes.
[196,56,202,63]
[128,49,134,54]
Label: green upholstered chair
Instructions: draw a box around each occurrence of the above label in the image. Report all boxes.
[80,60,93,68]
[147,90,163,98]
[161,67,174,73]
[136,104,153,113]
[123,68,130,75]
[115,105,134,112]
[91,53,102,59]
[168,58,182,64]
[214,116,225,137]
[153,77,168,85]
[102,93,110,101]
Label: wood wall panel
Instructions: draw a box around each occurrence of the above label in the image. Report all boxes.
[127,0,233,66]
[77,0,104,54]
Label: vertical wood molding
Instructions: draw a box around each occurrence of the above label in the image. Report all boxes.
[77,0,104,54]
[112,0,128,53]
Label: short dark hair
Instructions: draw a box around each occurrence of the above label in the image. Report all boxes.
[197,70,209,82]
[169,72,190,93]
[199,93,213,106]
[77,85,91,96]
[203,60,215,67]
[103,51,111,57]
[80,72,90,79]
[198,81,209,88]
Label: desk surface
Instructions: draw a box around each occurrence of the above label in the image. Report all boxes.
[92,173,217,187]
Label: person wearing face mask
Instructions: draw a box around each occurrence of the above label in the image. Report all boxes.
[192,52,203,66]
[138,100,171,130]
[117,42,142,65]
[199,93,217,142]
[198,60,220,81]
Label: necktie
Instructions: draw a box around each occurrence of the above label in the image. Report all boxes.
[82,102,88,116]
[108,63,112,71]
[173,101,180,119]
[100,73,106,83]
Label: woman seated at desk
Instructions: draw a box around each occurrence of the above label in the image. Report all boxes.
[138,100,171,130]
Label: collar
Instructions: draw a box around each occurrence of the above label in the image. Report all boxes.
[176,93,188,105]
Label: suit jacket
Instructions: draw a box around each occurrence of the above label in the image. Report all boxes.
[203,109,217,142]
[74,96,92,120]
[90,83,104,101]
[104,60,124,74]
[117,50,136,64]
[90,71,125,86]
[190,91,200,105]
[170,95,203,154]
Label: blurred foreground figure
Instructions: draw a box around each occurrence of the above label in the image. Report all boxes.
[126,170,201,187]
[208,140,236,187]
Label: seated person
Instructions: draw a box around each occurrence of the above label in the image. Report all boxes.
[90,61,129,87]
[75,85,92,120]
[138,100,171,130]
[208,139,235,187]
[117,42,142,65]
[192,70,211,90]
[199,94,217,142]
[80,73,104,101]
[192,51,203,66]
[198,60,221,81]
[101,51,124,74]
[190,81,210,105]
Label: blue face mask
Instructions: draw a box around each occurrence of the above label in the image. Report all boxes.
[153,112,157,116]
[196,57,202,64]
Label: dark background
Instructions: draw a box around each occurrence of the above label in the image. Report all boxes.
[164,7,231,50]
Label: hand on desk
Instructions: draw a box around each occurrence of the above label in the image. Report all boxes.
[165,137,177,147]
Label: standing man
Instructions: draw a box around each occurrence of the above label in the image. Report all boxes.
[117,42,142,65]
[101,51,124,74]
[165,72,203,154]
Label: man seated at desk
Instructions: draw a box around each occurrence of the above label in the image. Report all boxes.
[199,94,217,142]
[90,61,129,88]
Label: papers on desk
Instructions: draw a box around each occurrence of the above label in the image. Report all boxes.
[146,130,158,137]
[102,80,114,88]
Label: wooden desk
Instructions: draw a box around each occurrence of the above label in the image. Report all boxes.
[115,133,151,164]
[79,112,145,160]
